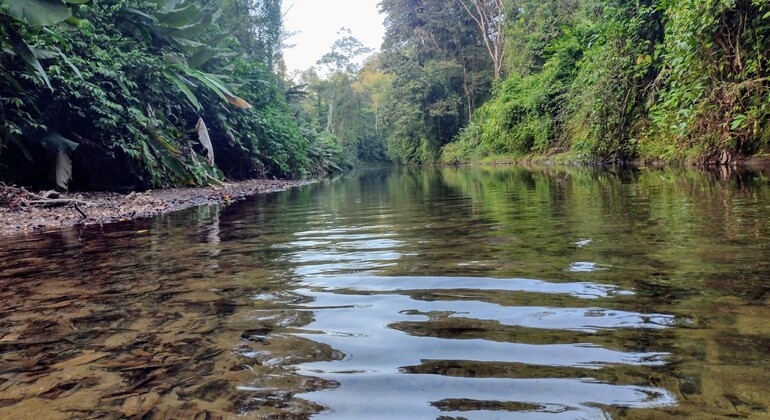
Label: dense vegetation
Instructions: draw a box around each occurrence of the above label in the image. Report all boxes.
[0,0,363,190]
[3,1,768,192]
[374,0,770,165]
[292,29,392,172]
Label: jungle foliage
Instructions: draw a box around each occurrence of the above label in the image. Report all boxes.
[374,0,770,165]
[377,0,497,164]
[290,28,392,171]
[0,0,349,190]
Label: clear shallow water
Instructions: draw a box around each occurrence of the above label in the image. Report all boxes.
[1,166,770,419]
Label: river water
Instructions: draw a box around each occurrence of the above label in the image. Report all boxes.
[1,166,769,419]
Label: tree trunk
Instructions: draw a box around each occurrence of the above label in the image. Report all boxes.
[327,91,335,133]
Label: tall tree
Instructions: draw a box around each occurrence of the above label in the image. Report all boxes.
[454,0,508,79]
[378,0,494,164]
[316,28,373,132]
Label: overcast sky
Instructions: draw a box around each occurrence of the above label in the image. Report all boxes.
[281,0,386,73]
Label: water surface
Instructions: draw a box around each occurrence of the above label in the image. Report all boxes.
[1,166,769,419]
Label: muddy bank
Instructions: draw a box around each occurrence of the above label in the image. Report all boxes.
[0,179,316,237]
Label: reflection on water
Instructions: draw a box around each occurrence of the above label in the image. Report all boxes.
[1,166,770,419]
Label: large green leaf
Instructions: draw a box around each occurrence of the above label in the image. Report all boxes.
[162,71,201,111]
[156,3,200,28]
[39,131,79,154]
[187,45,217,69]
[1,0,71,26]
[182,68,228,102]
[6,25,52,89]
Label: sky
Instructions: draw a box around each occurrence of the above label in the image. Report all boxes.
[281,0,386,74]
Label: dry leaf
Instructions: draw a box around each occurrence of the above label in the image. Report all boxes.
[0,333,20,342]
[52,351,109,369]
[41,301,72,309]
[55,151,72,190]
[195,117,215,166]
[121,395,143,416]
[226,95,252,109]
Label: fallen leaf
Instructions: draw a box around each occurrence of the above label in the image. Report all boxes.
[226,95,252,109]
[0,333,20,342]
[52,351,109,369]
[42,300,72,309]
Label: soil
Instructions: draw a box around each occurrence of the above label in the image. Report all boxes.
[0,179,316,237]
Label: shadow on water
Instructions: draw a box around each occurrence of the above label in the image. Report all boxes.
[1,165,770,418]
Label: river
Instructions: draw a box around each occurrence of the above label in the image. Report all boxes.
[1,166,769,419]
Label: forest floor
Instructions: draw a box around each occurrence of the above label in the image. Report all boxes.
[0,179,315,237]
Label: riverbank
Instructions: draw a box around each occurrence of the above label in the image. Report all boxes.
[454,150,770,169]
[0,179,316,237]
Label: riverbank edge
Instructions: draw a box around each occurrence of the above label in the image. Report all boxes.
[458,151,770,169]
[0,178,317,238]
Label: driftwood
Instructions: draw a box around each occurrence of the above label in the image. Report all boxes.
[25,199,92,208]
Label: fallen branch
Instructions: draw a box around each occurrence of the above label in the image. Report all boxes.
[73,202,88,219]
[25,199,93,208]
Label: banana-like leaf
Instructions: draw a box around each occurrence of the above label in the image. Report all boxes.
[40,131,79,154]
[197,71,252,109]
[143,125,191,184]
[55,151,73,190]
[187,46,217,69]
[169,36,205,51]
[30,46,58,59]
[196,117,214,165]
[8,135,34,161]
[53,46,82,79]
[165,14,212,38]
[187,32,229,68]
[163,71,201,111]
[182,68,227,102]
[1,0,71,26]
[156,3,200,28]
[155,0,182,12]
[124,7,157,21]
[226,96,252,109]
[63,0,89,4]
[0,69,23,91]
[181,68,252,109]
[6,25,52,90]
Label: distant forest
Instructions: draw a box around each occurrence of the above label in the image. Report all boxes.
[1,0,768,190]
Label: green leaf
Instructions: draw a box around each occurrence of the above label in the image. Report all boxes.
[0,69,23,91]
[165,19,211,39]
[156,3,200,28]
[163,71,201,111]
[8,135,34,161]
[182,68,228,102]
[124,7,157,21]
[169,36,204,49]
[181,68,252,109]
[155,0,182,12]
[52,46,82,79]
[1,0,71,26]
[6,25,52,90]
[62,0,89,4]
[730,114,747,130]
[187,45,217,69]
[39,131,78,154]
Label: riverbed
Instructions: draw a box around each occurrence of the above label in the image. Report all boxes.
[1,166,769,419]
